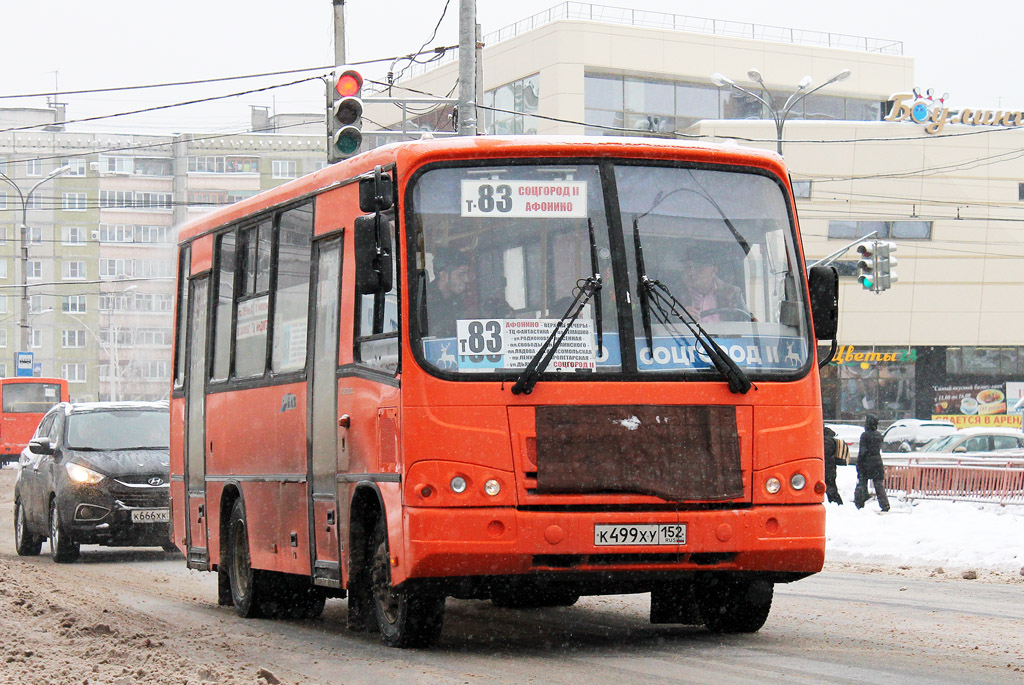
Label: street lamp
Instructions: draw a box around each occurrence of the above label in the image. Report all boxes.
[710,68,851,154]
[0,164,72,358]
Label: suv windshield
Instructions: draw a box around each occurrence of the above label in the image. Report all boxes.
[66,410,170,451]
[409,161,810,380]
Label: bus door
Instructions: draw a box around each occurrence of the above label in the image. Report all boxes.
[308,236,343,588]
[184,276,210,569]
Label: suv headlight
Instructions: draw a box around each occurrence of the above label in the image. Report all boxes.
[65,463,104,485]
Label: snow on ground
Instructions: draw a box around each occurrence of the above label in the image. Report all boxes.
[825,465,1024,573]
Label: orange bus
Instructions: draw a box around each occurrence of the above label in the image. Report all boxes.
[170,136,839,647]
[0,377,70,466]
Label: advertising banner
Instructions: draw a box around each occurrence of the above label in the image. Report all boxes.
[930,382,1022,428]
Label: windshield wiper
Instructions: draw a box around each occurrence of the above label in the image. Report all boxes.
[631,218,752,395]
[510,275,602,396]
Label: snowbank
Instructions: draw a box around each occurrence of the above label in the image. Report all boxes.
[825,465,1024,572]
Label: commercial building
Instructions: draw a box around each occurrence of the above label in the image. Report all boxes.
[367,2,1024,427]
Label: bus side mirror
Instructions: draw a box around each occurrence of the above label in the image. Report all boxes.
[359,166,393,212]
[808,265,839,340]
[354,214,393,294]
[29,437,53,455]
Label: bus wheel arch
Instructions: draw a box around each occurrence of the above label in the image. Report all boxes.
[225,494,272,618]
[217,485,242,606]
[346,484,384,632]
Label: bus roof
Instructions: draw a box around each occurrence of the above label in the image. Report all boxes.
[175,135,789,245]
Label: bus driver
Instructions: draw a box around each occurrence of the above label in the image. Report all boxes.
[668,252,747,323]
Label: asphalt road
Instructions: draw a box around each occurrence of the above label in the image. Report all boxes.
[1,464,1021,684]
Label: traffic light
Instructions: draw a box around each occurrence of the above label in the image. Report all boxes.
[327,68,363,163]
[875,241,898,291]
[856,240,877,291]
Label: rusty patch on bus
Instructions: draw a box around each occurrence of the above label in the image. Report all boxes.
[534,405,742,501]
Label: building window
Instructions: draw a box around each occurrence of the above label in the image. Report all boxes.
[62,226,87,245]
[99,224,133,243]
[136,328,171,346]
[62,261,87,280]
[62,330,87,348]
[134,157,172,176]
[62,193,88,211]
[187,155,259,174]
[29,295,43,313]
[63,159,87,177]
[28,227,42,245]
[26,260,42,280]
[26,159,42,177]
[134,293,173,312]
[0,260,6,280]
[62,363,87,383]
[827,220,933,241]
[31,329,42,348]
[25,194,42,210]
[101,156,133,174]
[62,295,87,313]
[99,258,131,278]
[0,295,6,313]
[485,74,540,135]
[136,225,172,244]
[135,192,172,209]
[99,190,133,208]
[99,294,130,311]
[792,180,812,199]
[139,360,170,380]
[135,259,174,278]
[0,329,6,348]
[272,160,297,179]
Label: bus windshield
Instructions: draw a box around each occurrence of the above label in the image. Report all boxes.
[410,161,810,379]
[2,383,62,413]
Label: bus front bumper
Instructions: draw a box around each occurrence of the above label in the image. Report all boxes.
[402,504,825,580]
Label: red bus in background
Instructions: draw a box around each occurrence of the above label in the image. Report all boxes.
[170,135,839,647]
[0,377,70,466]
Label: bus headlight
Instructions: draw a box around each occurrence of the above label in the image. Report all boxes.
[450,476,467,493]
[484,479,501,496]
[790,473,807,491]
[765,477,781,494]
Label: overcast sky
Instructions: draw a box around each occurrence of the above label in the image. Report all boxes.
[2,1,1018,134]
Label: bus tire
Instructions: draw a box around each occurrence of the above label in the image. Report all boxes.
[14,499,42,556]
[697,575,773,633]
[370,517,445,647]
[49,499,80,563]
[227,498,269,619]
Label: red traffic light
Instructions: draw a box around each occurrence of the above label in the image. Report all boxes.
[335,70,362,98]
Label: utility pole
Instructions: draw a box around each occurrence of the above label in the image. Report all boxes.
[333,0,346,65]
[458,0,477,136]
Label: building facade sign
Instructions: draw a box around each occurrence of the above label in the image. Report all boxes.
[886,91,1024,134]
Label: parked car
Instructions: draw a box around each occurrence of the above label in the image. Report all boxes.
[881,418,958,452]
[825,423,862,465]
[917,427,1024,455]
[13,401,171,563]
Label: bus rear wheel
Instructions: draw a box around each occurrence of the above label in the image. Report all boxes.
[370,517,445,647]
[227,498,270,618]
[697,575,773,633]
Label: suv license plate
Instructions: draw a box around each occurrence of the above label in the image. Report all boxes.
[131,508,169,524]
[594,523,686,546]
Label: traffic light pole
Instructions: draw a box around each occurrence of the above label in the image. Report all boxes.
[457,0,477,136]
[808,231,879,268]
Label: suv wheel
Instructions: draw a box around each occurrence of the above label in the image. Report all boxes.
[49,499,80,563]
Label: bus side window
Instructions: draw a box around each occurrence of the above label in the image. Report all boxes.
[234,221,272,378]
[173,246,191,389]
[210,233,235,382]
[271,203,313,373]
[356,210,398,374]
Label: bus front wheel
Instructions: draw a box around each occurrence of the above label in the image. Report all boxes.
[370,517,445,647]
[697,575,773,633]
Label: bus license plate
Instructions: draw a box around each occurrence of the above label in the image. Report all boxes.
[131,508,169,524]
[594,523,686,546]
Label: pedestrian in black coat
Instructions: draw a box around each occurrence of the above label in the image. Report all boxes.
[854,415,890,511]
[823,425,843,505]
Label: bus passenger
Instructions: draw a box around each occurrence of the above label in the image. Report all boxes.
[426,247,477,337]
[668,253,747,323]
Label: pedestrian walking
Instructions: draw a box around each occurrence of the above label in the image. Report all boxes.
[823,425,843,505]
[854,415,890,511]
